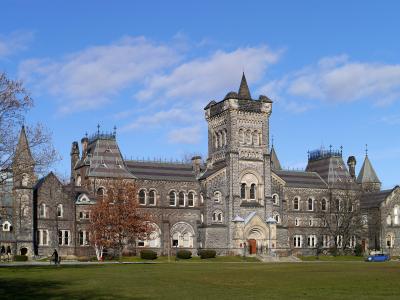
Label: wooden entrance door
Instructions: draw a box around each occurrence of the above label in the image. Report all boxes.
[248,239,257,254]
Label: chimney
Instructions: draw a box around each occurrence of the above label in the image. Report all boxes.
[347,156,357,179]
[191,156,202,175]
[81,137,89,159]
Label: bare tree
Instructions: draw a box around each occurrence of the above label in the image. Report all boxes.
[88,180,153,260]
[0,72,58,184]
[317,186,364,254]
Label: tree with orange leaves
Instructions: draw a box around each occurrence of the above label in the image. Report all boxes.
[88,180,153,260]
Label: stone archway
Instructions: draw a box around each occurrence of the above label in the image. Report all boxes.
[246,226,267,255]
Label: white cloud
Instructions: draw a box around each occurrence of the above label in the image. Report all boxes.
[0,31,34,58]
[168,126,202,144]
[136,46,282,102]
[260,55,400,112]
[120,108,194,131]
[18,36,181,113]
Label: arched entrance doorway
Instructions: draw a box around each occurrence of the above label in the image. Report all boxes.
[246,227,266,255]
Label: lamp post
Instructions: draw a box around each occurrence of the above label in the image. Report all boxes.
[266,217,277,256]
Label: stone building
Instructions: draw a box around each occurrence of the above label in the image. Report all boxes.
[1,74,400,258]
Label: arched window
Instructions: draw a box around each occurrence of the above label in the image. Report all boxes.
[321,198,327,211]
[222,129,227,146]
[252,131,259,146]
[246,130,252,145]
[96,187,105,199]
[309,217,313,227]
[218,132,223,148]
[214,133,218,149]
[76,175,81,186]
[148,190,156,206]
[178,192,185,206]
[21,173,29,187]
[188,192,194,207]
[274,213,280,224]
[386,234,394,248]
[214,191,222,203]
[200,194,204,204]
[250,184,256,200]
[238,129,244,144]
[295,218,300,226]
[293,197,300,210]
[307,235,317,248]
[272,194,279,205]
[386,215,392,225]
[335,198,342,211]
[308,198,314,211]
[169,191,176,206]
[240,183,246,199]
[139,189,146,205]
[39,203,46,218]
[57,204,63,218]
[212,210,223,223]
[2,221,11,231]
[293,235,302,248]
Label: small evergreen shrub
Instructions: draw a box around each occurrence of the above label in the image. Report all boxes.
[14,255,28,261]
[329,246,338,256]
[354,244,363,256]
[198,250,216,259]
[140,250,157,260]
[176,250,192,259]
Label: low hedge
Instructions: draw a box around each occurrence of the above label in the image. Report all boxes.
[14,255,28,262]
[140,250,157,260]
[176,250,192,259]
[198,249,217,259]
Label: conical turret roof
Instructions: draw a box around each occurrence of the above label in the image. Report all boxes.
[357,155,380,184]
[238,72,252,100]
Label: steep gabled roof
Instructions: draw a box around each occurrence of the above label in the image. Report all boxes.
[357,155,380,184]
[273,170,328,189]
[238,73,252,100]
[270,146,282,170]
[306,154,351,186]
[13,126,34,167]
[360,188,395,209]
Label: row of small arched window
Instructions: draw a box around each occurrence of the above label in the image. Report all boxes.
[213,129,227,149]
[238,129,262,146]
[241,183,257,200]
[38,203,64,218]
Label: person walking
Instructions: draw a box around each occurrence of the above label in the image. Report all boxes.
[51,249,59,265]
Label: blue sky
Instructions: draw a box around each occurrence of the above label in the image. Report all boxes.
[1,1,400,188]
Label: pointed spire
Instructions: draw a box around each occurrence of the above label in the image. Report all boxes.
[270,145,282,170]
[357,155,380,184]
[238,72,252,100]
[13,125,34,167]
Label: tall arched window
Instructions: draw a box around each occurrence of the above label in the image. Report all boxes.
[218,132,223,148]
[239,129,244,144]
[21,173,29,187]
[169,191,176,206]
[188,192,194,207]
[39,203,46,218]
[148,190,156,206]
[321,198,327,211]
[246,130,252,145]
[308,198,314,211]
[272,194,279,205]
[222,129,227,146]
[293,197,300,210]
[178,192,185,206]
[386,234,394,248]
[139,189,146,205]
[240,183,246,199]
[250,184,256,200]
[252,131,259,146]
[212,210,223,223]
[57,204,63,218]
[274,213,280,224]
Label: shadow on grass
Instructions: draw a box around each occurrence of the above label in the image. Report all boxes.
[0,276,139,299]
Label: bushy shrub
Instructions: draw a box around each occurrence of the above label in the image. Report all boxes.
[176,250,192,259]
[354,244,363,256]
[140,250,157,260]
[198,249,216,259]
[14,255,28,262]
[329,246,338,256]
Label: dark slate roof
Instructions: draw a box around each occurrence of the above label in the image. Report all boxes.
[198,162,226,180]
[270,146,282,170]
[126,161,197,182]
[273,170,328,188]
[78,135,135,179]
[238,73,252,100]
[360,188,395,209]
[306,154,351,186]
[357,155,381,184]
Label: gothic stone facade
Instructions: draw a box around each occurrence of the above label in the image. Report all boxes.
[1,74,400,258]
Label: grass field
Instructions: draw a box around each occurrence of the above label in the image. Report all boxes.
[1,261,400,299]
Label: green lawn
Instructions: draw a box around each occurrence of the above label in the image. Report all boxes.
[1,262,400,299]
[299,255,365,261]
